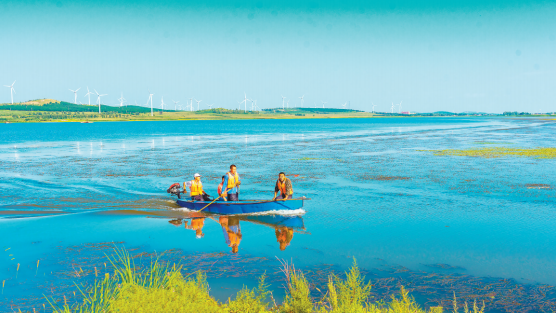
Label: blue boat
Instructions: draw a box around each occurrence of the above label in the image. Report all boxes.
[175,198,307,215]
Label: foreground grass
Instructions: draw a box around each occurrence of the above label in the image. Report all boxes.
[47,248,483,313]
[429,147,556,159]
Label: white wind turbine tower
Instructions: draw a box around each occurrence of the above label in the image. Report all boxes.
[250,99,255,111]
[84,87,94,105]
[398,101,403,113]
[4,81,16,104]
[189,98,193,111]
[372,103,376,113]
[161,96,166,110]
[281,95,286,110]
[391,102,394,113]
[299,95,305,108]
[239,93,250,113]
[286,100,290,108]
[147,91,154,116]
[118,92,126,107]
[69,88,80,104]
[341,102,347,109]
[322,101,327,108]
[195,99,202,111]
[95,90,107,114]
[207,104,214,109]
[172,100,179,111]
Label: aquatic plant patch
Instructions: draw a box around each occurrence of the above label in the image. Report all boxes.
[427,147,556,159]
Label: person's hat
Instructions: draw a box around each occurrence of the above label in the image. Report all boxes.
[194,173,201,177]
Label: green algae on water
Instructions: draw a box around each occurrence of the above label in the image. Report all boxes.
[428,147,556,159]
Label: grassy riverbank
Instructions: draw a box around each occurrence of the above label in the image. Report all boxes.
[46,248,482,313]
[0,100,374,123]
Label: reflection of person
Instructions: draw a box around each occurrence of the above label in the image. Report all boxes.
[186,173,207,201]
[221,165,241,201]
[184,217,205,239]
[273,172,294,201]
[275,227,294,251]
[218,216,242,253]
[168,218,183,227]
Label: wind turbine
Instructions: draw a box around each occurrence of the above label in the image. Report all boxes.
[118,92,126,107]
[161,96,166,110]
[69,88,80,104]
[207,103,214,109]
[84,87,94,105]
[281,95,286,110]
[372,103,376,113]
[95,90,107,114]
[299,95,304,108]
[286,100,290,108]
[239,93,250,113]
[147,91,154,116]
[391,102,394,114]
[398,101,403,113]
[195,99,202,111]
[322,101,327,108]
[173,100,179,111]
[189,98,193,111]
[4,81,16,104]
[341,102,347,109]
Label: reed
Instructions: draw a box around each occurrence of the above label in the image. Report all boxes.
[16,263,20,279]
[44,247,485,313]
[36,260,40,276]
[2,280,4,295]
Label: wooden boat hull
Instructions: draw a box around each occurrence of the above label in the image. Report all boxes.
[175,198,305,215]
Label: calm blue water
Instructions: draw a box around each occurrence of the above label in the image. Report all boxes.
[1,117,555,312]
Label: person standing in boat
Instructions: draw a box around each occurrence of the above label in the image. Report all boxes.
[221,165,241,201]
[185,173,208,201]
[272,172,294,201]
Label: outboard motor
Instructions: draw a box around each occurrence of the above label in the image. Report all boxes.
[167,183,182,199]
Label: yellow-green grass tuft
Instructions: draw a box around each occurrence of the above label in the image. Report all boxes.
[429,147,556,159]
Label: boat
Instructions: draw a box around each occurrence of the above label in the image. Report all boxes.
[175,198,307,215]
[80,120,93,123]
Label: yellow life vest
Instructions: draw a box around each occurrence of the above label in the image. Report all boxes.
[226,172,239,189]
[190,180,203,196]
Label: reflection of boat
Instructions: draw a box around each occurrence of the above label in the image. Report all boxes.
[176,198,307,215]
[239,215,305,230]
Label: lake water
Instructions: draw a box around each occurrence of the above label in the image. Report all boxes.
[1,117,556,312]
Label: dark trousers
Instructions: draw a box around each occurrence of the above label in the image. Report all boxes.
[191,195,204,201]
[277,193,293,200]
[228,193,239,201]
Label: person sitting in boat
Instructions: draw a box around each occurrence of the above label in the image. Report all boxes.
[221,165,241,201]
[185,173,208,201]
[184,217,205,239]
[217,175,225,199]
[272,172,294,201]
[219,216,242,253]
[275,226,294,251]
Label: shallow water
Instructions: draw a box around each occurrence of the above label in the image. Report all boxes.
[1,117,556,312]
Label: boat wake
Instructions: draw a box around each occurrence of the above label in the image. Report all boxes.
[174,207,306,216]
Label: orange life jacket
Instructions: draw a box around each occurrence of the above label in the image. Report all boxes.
[190,180,203,196]
[278,178,293,195]
[226,172,239,189]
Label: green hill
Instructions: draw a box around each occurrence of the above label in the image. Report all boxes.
[0,100,155,113]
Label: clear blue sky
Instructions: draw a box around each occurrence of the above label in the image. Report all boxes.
[1,0,555,112]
